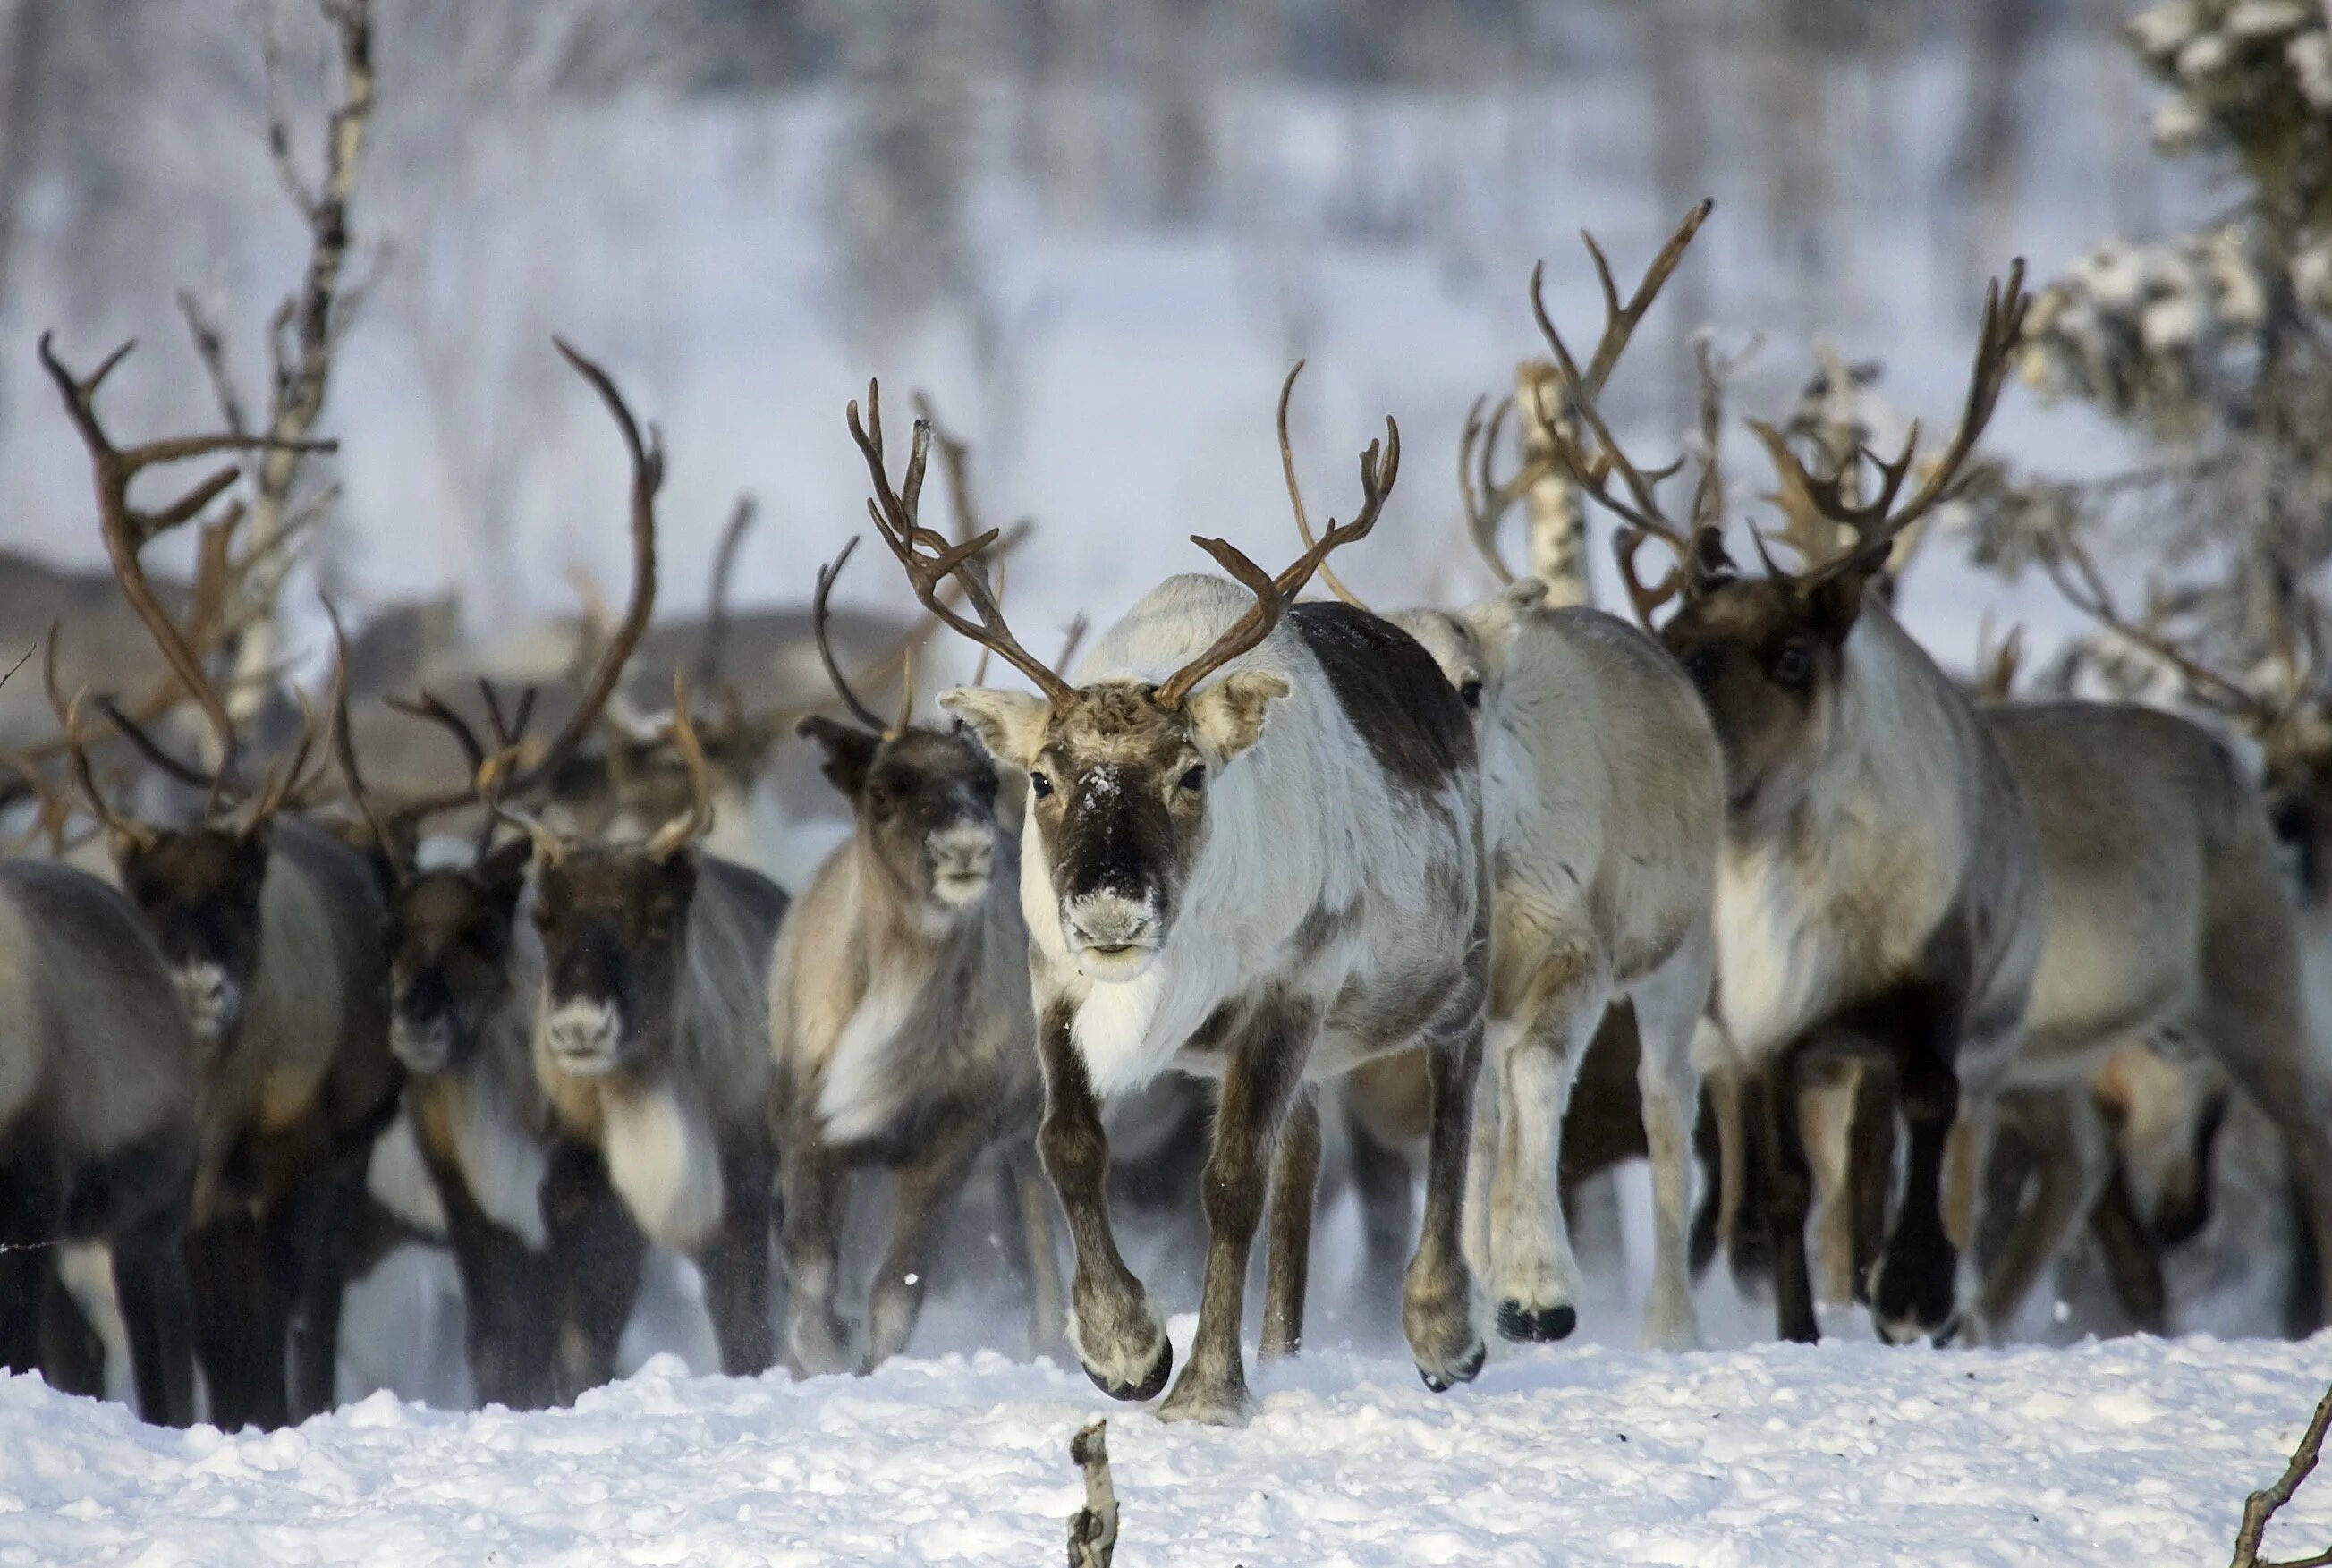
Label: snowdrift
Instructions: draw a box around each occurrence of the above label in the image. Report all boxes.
[3,1331,2328,1565]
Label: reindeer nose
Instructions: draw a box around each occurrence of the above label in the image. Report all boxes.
[1064,893,1159,955]
[173,964,234,1041]
[542,999,623,1076]
[928,823,996,904]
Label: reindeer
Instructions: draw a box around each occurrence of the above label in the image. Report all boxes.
[1547,228,2046,1345]
[1278,216,1721,1352]
[36,335,400,1427]
[0,833,202,1427]
[457,359,789,1377]
[768,534,1061,1374]
[335,665,642,1404]
[849,379,1488,1426]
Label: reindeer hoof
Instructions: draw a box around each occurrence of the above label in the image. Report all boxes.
[1086,1339,1173,1403]
[1420,1341,1485,1393]
[1496,1301,1578,1343]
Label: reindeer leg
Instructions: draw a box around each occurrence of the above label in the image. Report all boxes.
[542,1140,644,1402]
[1344,1091,1416,1340]
[1802,1060,1861,1309]
[778,1129,854,1377]
[1630,938,1709,1351]
[185,1211,276,1430]
[697,1139,776,1377]
[996,1139,1065,1360]
[1746,1042,1820,1343]
[283,1148,368,1420]
[866,1122,983,1368]
[1259,1087,1322,1362]
[1860,985,1968,1346]
[1037,1001,1169,1403]
[1975,1087,2109,1337]
[1158,996,1314,1426]
[1408,993,1488,1393]
[2088,1157,2169,1335]
[112,1205,195,1427]
[1490,951,1610,1343]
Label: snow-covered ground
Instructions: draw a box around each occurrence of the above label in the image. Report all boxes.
[3,1329,2328,1566]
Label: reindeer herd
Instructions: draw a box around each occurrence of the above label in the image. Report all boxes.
[4,199,2330,1437]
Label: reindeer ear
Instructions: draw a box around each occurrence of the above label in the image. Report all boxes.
[937,688,1051,769]
[480,835,533,904]
[797,715,879,798]
[1189,672,1289,763]
[1500,577,1551,614]
[1806,563,1872,646]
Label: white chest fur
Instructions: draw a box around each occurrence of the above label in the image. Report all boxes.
[603,1082,725,1250]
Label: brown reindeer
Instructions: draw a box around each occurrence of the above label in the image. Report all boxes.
[1548,234,2047,1345]
[769,534,1061,1374]
[37,334,399,1428]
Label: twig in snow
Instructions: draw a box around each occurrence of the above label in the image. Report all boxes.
[1066,1419,1117,1568]
[2233,1382,2332,1568]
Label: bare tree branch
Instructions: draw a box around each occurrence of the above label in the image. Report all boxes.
[2234,1384,2332,1568]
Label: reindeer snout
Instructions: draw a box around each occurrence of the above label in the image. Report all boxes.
[172,963,237,1045]
[541,999,624,1076]
[1063,893,1162,975]
[391,1012,454,1074]
[927,822,996,908]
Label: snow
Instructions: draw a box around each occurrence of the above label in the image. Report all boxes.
[3,1332,2328,1565]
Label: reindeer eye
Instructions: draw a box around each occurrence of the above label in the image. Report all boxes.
[1459,678,1484,710]
[1771,641,1814,690]
[1030,771,1054,799]
[1179,765,1207,793]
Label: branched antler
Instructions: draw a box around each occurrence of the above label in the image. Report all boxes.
[852,380,1075,704]
[1743,260,2029,585]
[38,334,335,784]
[1158,362,1397,708]
[1281,361,1369,608]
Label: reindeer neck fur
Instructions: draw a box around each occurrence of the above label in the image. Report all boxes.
[779,831,1034,1149]
[216,818,392,1142]
[1711,600,1988,1061]
[1037,575,1471,1097]
[412,908,554,1247]
[538,855,782,1250]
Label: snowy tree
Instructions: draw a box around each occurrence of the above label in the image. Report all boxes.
[1954,0,2332,801]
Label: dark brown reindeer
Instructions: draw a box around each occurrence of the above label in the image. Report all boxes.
[854,378,1490,1425]
[463,356,791,1378]
[1546,245,2047,1345]
[496,677,789,1378]
[770,534,1062,1375]
[37,334,401,1426]
[0,655,203,1425]
[321,344,675,1405]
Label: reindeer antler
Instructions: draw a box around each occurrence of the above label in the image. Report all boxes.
[1458,394,1535,586]
[644,674,714,861]
[38,334,336,785]
[1280,362,1370,608]
[1744,261,2030,587]
[852,380,1075,704]
[811,537,897,734]
[1155,364,1398,708]
[43,628,156,854]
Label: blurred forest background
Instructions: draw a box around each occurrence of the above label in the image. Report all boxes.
[0,0,2219,675]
